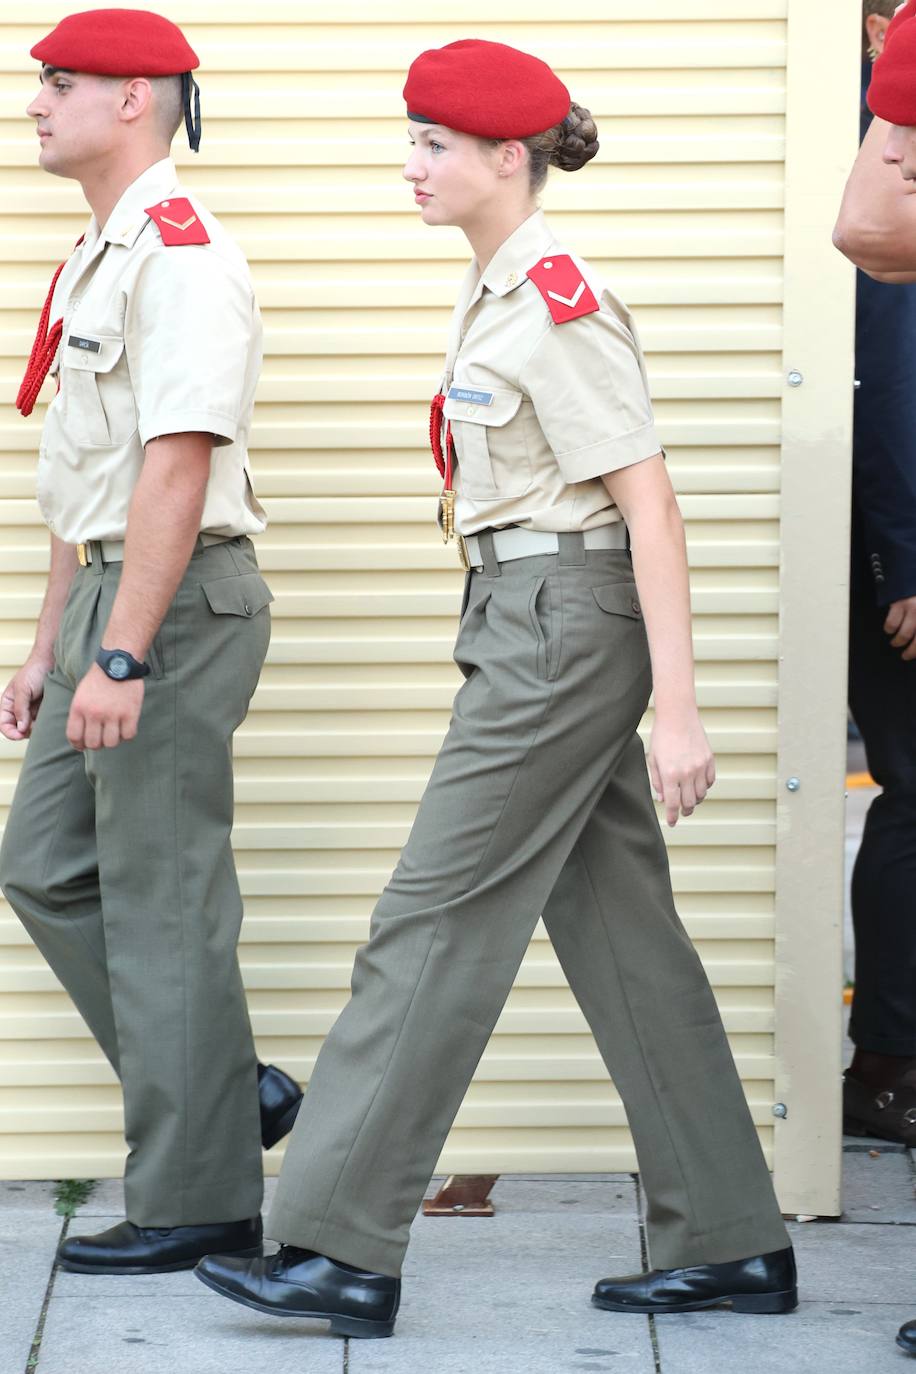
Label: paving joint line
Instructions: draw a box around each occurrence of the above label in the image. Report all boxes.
[23,1215,68,1374]
[634,1173,662,1374]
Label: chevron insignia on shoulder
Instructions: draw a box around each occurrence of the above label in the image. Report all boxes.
[144,197,210,247]
[527,255,599,324]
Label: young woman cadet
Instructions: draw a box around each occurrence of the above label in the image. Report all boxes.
[195,39,797,1339]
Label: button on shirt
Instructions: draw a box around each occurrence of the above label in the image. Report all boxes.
[440,209,662,537]
[37,157,266,544]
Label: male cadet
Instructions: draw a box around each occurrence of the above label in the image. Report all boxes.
[835,0,916,1358]
[0,9,302,1275]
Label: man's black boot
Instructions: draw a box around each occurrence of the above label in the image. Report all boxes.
[258,1062,303,1149]
[57,1216,263,1275]
[592,1246,797,1314]
[195,1245,400,1338]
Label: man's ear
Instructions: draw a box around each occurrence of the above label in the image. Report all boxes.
[119,76,153,126]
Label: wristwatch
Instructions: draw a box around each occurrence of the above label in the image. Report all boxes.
[96,647,150,681]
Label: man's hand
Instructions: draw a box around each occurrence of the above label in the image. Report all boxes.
[66,663,144,751]
[885,596,916,659]
[0,655,53,741]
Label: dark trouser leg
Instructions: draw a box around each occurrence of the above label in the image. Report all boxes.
[848,525,916,1054]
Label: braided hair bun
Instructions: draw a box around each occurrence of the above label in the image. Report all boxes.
[549,103,599,171]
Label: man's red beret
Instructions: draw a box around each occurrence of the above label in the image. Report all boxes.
[403,39,570,139]
[887,1,916,45]
[869,11,916,126]
[31,8,199,77]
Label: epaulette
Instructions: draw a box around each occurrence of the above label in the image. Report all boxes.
[144,197,210,247]
[527,254,599,324]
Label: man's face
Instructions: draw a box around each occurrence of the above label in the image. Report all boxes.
[883,121,916,179]
[26,67,123,178]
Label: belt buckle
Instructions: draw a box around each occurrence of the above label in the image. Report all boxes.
[76,542,91,567]
[457,534,471,572]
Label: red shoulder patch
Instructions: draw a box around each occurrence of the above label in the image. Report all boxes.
[144,197,210,247]
[526,255,599,324]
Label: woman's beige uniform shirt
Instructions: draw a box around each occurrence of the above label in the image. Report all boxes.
[440,209,662,537]
[37,157,266,545]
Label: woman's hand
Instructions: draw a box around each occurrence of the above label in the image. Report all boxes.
[648,710,715,827]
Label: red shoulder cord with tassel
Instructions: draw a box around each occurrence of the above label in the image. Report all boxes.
[16,238,83,418]
[429,391,457,542]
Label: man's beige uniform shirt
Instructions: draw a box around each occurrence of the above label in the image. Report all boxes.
[37,157,266,544]
[440,209,662,537]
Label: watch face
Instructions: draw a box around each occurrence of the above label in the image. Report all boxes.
[108,654,130,680]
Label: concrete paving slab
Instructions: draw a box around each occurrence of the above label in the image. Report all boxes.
[38,1294,345,1374]
[843,1149,916,1224]
[352,1188,652,1373]
[655,1301,915,1374]
[789,1220,916,1305]
[0,1179,57,1212]
[0,1209,61,1372]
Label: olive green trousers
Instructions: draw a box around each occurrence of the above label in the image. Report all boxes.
[268,538,790,1276]
[0,537,271,1226]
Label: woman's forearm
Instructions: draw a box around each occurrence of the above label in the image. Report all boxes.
[626,497,698,717]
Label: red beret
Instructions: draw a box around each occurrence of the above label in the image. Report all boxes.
[869,11,916,126]
[31,8,198,77]
[887,1,916,44]
[404,39,570,139]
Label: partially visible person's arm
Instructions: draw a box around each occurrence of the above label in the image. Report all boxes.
[602,454,715,828]
[0,535,78,741]
[834,116,916,279]
[65,432,212,752]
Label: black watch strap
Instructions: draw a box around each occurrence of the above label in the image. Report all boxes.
[96,648,150,681]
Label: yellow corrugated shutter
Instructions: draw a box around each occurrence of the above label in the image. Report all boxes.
[0,0,856,1211]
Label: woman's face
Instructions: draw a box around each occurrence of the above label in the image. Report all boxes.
[404,121,506,227]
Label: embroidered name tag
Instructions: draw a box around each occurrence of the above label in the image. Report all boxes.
[447,386,494,406]
[68,336,101,353]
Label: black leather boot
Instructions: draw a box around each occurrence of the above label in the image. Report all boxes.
[898,1319,916,1354]
[258,1062,303,1149]
[57,1216,263,1275]
[195,1246,400,1338]
[592,1246,797,1314]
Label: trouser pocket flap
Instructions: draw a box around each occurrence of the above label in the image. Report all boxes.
[202,572,274,617]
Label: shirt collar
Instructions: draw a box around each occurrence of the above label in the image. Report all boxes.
[95,157,180,250]
[477,209,556,299]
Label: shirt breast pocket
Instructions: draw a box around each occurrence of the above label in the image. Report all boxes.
[63,334,137,448]
[444,386,532,499]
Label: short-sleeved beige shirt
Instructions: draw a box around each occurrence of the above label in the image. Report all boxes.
[37,157,266,544]
[439,209,662,537]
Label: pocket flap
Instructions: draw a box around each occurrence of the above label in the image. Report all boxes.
[64,334,125,375]
[202,571,274,617]
[592,583,642,619]
[443,386,523,428]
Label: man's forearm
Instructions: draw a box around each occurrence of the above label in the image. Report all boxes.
[32,535,79,664]
[103,433,212,660]
[834,116,916,273]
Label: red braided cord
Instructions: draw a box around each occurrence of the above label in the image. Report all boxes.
[16,239,83,418]
[429,392,446,477]
[428,391,456,486]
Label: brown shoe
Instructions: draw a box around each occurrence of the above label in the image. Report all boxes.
[843,1070,916,1145]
